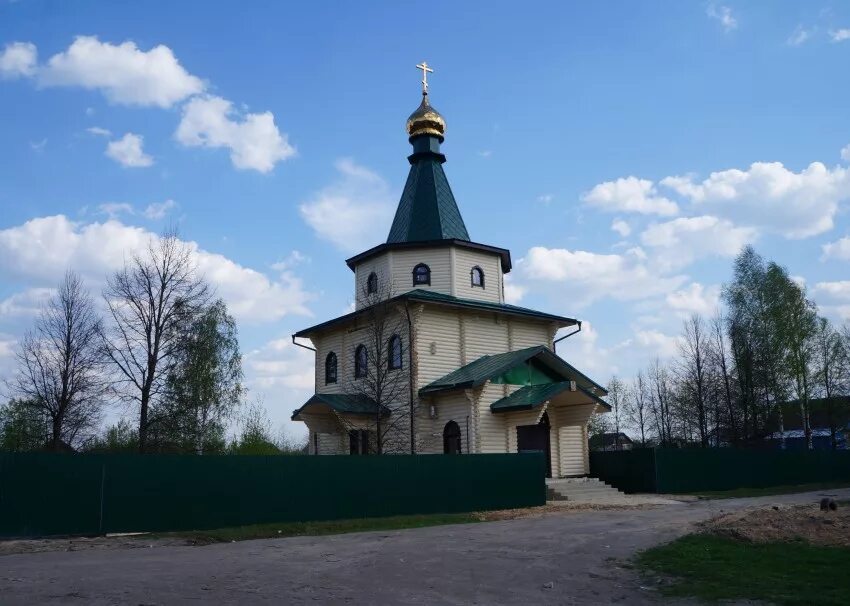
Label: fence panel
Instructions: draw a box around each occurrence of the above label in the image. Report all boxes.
[0,452,545,538]
[590,447,850,494]
[589,448,657,493]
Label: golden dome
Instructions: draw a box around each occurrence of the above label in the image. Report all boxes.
[406,93,446,140]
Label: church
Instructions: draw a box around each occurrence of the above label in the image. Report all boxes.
[291,64,610,477]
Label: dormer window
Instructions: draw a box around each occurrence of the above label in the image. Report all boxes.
[354,344,368,379]
[412,263,431,286]
[325,352,338,384]
[366,272,378,294]
[471,266,485,288]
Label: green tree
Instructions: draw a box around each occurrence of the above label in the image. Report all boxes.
[228,400,281,455]
[0,398,50,452]
[161,299,243,454]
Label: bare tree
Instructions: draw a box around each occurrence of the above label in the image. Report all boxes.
[607,376,626,449]
[648,358,674,445]
[710,311,737,445]
[101,232,209,453]
[677,315,711,446]
[10,271,104,450]
[340,273,414,455]
[625,370,650,446]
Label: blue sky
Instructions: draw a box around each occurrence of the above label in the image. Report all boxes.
[2,1,850,435]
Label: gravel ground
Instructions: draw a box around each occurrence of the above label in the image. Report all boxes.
[1,488,848,605]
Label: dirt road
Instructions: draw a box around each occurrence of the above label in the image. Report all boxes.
[2,488,847,605]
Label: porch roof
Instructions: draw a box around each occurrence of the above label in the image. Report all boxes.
[419,345,608,397]
[490,382,612,413]
[291,393,390,421]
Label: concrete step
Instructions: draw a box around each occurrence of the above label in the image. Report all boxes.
[546,477,625,502]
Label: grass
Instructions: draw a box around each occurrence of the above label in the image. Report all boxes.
[692,481,850,499]
[637,534,850,605]
[147,512,483,544]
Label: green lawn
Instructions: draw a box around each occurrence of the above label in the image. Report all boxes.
[149,512,483,544]
[692,481,850,499]
[637,534,850,605]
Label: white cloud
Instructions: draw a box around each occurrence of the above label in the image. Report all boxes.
[830,29,850,42]
[662,161,850,239]
[38,36,204,108]
[175,95,295,173]
[86,126,111,137]
[29,138,47,152]
[611,218,632,237]
[537,194,553,204]
[503,274,526,304]
[0,215,313,324]
[0,41,37,79]
[634,329,681,359]
[812,281,850,300]
[97,202,135,219]
[0,288,53,318]
[841,144,850,162]
[299,158,394,252]
[582,176,679,216]
[640,215,755,270]
[245,337,315,392]
[822,236,850,260]
[142,199,176,220]
[106,132,153,168]
[519,246,687,306]
[707,4,738,32]
[665,283,721,318]
[787,25,813,46]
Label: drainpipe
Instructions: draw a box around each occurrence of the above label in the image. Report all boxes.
[552,321,582,355]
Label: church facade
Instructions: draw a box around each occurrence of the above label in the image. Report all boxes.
[292,75,609,477]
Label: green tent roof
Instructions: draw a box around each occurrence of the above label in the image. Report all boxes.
[291,393,389,420]
[490,383,612,413]
[387,153,470,243]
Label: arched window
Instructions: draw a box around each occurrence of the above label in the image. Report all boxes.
[366,272,378,295]
[443,421,462,454]
[471,266,485,288]
[412,263,431,286]
[325,352,338,384]
[354,344,368,379]
[388,335,403,370]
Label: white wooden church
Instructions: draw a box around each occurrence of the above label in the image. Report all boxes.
[292,67,609,477]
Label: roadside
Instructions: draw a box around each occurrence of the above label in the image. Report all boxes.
[2,488,848,605]
[637,493,850,604]
[0,501,661,556]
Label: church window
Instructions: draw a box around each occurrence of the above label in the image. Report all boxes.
[412,263,431,286]
[471,266,485,288]
[388,335,403,370]
[354,344,368,379]
[443,420,462,454]
[366,272,378,294]
[325,352,338,384]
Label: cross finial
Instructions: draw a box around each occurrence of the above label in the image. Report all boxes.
[416,61,434,94]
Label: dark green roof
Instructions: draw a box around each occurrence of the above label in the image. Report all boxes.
[386,143,470,243]
[293,291,576,338]
[291,393,389,420]
[345,239,512,273]
[419,345,608,398]
[490,382,612,413]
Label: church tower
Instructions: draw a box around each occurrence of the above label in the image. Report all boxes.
[292,65,609,476]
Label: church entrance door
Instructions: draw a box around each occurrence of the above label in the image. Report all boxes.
[516,412,552,478]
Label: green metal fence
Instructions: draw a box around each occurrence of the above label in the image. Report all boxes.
[0,452,545,538]
[590,447,850,494]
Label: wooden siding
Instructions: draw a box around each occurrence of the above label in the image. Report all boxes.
[552,404,596,476]
[464,315,510,360]
[508,319,555,350]
[453,248,503,303]
[354,253,391,310]
[391,248,452,296]
[419,392,472,454]
[414,307,462,389]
